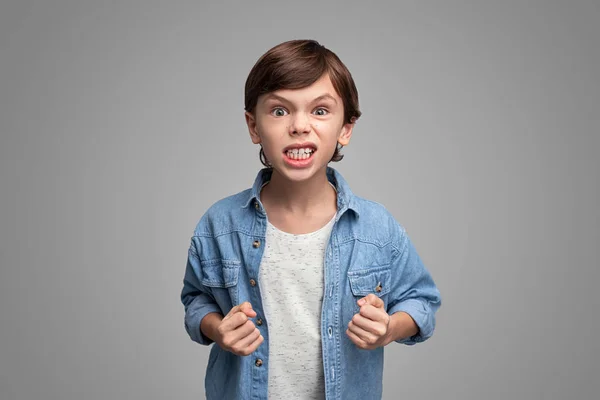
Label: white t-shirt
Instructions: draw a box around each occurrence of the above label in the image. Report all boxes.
[258,212,336,400]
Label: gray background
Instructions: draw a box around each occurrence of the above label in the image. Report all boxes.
[1,1,598,399]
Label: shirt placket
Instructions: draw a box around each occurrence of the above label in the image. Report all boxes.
[249,199,269,400]
[321,218,342,400]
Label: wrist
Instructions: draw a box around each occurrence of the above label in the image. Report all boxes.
[200,312,224,343]
[386,311,419,344]
[384,313,397,346]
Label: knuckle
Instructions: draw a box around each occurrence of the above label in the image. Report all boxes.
[227,336,238,345]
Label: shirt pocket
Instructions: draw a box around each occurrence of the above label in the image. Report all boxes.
[347,264,392,312]
[200,259,241,308]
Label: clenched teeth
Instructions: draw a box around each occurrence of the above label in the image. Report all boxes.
[285,148,315,160]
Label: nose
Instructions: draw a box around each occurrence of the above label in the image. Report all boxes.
[289,113,310,135]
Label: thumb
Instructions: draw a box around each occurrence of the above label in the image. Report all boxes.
[240,301,257,317]
[357,294,384,309]
[224,302,253,320]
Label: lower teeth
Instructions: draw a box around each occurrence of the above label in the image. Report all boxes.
[287,152,312,160]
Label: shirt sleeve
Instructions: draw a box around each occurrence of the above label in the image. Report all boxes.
[181,237,223,346]
[387,225,442,345]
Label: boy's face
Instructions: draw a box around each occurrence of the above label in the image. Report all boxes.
[245,73,354,182]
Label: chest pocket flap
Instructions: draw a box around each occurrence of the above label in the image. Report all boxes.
[200,259,241,288]
[347,264,391,297]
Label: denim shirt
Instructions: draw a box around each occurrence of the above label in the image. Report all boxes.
[181,167,442,400]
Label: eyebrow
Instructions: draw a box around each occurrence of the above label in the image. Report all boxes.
[263,93,338,105]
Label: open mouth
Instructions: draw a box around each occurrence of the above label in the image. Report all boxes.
[283,147,316,160]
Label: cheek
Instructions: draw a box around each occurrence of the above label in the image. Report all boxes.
[258,119,286,136]
[318,127,342,146]
[258,132,286,153]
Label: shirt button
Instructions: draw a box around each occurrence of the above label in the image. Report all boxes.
[254,201,259,210]
[256,318,263,326]
[255,359,263,367]
[249,278,257,287]
[253,240,261,248]
[375,282,382,292]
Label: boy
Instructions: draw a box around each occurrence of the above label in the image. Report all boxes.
[181,39,442,400]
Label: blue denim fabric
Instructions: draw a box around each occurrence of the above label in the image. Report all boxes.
[181,167,442,400]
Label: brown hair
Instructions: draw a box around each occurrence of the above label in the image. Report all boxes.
[244,39,362,167]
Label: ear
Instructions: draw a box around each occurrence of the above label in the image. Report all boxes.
[245,111,261,144]
[337,117,355,146]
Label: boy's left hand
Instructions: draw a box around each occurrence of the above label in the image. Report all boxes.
[346,293,391,350]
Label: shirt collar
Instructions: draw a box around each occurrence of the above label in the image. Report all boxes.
[242,167,360,219]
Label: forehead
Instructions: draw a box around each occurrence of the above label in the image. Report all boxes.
[262,73,340,103]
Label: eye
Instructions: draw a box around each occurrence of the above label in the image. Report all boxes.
[270,107,288,117]
[313,107,329,116]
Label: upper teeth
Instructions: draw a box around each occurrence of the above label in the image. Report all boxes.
[287,148,314,155]
[286,147,314,160]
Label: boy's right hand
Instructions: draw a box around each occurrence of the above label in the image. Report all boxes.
[215,302,264,356]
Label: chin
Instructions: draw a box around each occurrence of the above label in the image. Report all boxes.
[273,164,325,182]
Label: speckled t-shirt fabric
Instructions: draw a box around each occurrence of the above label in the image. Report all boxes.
[258,212,336,400]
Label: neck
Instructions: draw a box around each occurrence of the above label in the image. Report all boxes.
[261,167,336,216]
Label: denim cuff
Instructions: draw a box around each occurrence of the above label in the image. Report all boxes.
[388,298,433,345]
[185,300,222,346]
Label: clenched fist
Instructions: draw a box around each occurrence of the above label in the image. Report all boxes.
[346,294,392,350]
[215,302,264,356]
